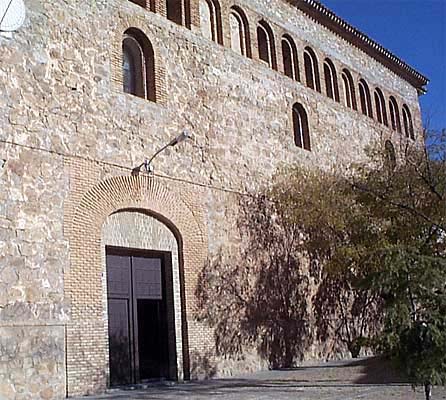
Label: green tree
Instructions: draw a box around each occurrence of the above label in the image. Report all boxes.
[270,129,445,399]
[351,130,446,399]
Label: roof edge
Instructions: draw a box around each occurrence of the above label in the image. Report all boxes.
[292,0,429,93]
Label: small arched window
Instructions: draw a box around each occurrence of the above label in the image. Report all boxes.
[292,103,311,151]
[282,35,299,81]
[402,104,415,140]
[389,96,402,133]
[374,88,388,126]
[304,47,321,92]
[257,21,276,70]
[122,28,156,102]
[323,58,339,102]
[199,0,222,44]
[384,140,397,171]
[229,6,251,57]
[341,69,357,110]
[358,79,373,118]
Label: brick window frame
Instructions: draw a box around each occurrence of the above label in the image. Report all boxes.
[111,19,167,105]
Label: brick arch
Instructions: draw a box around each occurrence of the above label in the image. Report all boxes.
[65,175,207,397]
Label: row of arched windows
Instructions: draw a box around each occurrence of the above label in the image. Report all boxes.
[122,1,416,147]
[197,1,417,141]
[307,51,415,140]
[126,0,415,141]
[120,27,412,153]
[303,52,414,140]
[121,28,411,159]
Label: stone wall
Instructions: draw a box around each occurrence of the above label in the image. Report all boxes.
[0,142,68,399]
[0,0,425,398]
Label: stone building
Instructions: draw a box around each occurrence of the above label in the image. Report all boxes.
[0,0,428,398]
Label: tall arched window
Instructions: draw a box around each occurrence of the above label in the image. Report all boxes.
[323,58,339,102]
[341,69,357,110]
[389,96,402,133]
[304,47,321,92]
[257,21,276,70]
[229,6,251,57]
[292,103,311,151]
[199,0,222,44]
[402,104,415,140]
[358,79,373,118]
[374,88,388,126]
[122,28,156,102]
[282,35,299,81]
[167,0,183,25]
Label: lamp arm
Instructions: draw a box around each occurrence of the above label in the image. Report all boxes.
[144,141,174,172]
[135,130,189,174]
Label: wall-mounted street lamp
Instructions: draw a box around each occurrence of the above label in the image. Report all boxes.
[133,129,192,175]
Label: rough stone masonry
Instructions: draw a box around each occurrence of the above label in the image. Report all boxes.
[0,0,427,398]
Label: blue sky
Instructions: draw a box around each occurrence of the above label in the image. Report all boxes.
[322,0,446,132]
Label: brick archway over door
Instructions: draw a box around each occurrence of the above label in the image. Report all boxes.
[65,175,207,397]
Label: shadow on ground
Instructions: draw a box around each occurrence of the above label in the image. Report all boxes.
[273,356,409,385]
[78,357,425,400]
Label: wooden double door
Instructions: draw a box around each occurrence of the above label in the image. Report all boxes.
[106,247,175,386]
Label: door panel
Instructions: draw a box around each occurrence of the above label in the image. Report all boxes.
[107,255,131,297]
[137,299,169,379]
[108,298,132,386]
[132,256,169,380]
[132,257,162,300]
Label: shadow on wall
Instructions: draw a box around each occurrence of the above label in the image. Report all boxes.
[313,272,382,358]
[190,350,218,380]
[196,195,312,369]
[196,194,382,370]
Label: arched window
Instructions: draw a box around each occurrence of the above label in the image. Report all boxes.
[384,140,396,171]
[229,6,251,57]
[199,0,222,44]
[341,69,357,110]
[323,58,339,102]
[282,35,299,81]
[389,96,402,133]
[167,0,183,25]
[374,88,388,126]
[292,103,311,151]
[129,0,147,7]
[122,28,156,102]
[257,21,276,70]
[304,47,321,92]
[358,79,373,118]
[402,104,415,140]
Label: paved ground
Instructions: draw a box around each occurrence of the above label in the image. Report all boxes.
[75,358,446,400]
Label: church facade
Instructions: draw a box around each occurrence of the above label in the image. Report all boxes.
[0,0,427,398]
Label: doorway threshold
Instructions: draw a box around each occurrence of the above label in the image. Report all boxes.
[108,380,177,392]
